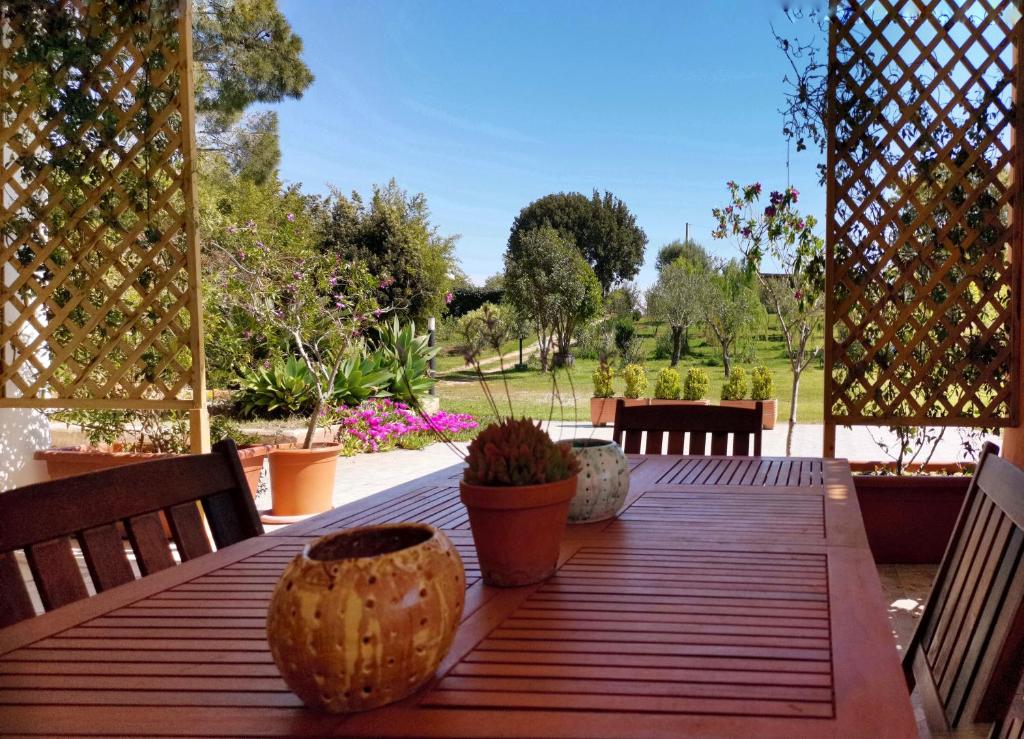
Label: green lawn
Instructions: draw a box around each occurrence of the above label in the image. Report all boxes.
[437,321,826,425]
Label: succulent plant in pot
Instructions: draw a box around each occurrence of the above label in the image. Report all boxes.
[459,418,580,587]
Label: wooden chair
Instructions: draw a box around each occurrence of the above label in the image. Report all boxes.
[904,442,1024,736]
[612,399,763,456]
[0,439,264,628]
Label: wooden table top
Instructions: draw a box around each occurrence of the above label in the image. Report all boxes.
[0,455,917,738]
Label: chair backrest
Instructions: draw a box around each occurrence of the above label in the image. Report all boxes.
[0,439,264,628]
[612,399,763,456]
[904,442,1024,733]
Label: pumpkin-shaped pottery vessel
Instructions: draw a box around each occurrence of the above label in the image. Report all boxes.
[266,523,464,713]
[567,438,630,523]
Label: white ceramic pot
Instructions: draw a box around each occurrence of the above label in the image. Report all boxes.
[566,439,630,523]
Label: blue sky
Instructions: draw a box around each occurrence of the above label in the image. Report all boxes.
[274,1,825,288]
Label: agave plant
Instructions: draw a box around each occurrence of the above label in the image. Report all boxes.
[328,353,393,406]
[237,357,317,418]
[376,316,438,403]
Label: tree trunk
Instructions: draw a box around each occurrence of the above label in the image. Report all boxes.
[786,371,800,456]
[681,326,690,356]
[722,350,732,377]
[670,326,683,366]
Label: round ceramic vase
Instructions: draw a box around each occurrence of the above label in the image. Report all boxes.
[266,524,464,713]
[567,438,630,523]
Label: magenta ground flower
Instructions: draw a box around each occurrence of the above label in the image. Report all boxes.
[329,399,477,455]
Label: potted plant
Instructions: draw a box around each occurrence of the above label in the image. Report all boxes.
[621,363,650,406]
[459,418,580,586]
[590,361,617,426]
[853,426,985,564]
[719,367,750,408]
[682,367,711,405]
[750,366,778,429]
[208,204,395,521]
[651,367,682,405]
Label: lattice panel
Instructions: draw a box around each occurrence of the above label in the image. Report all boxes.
[0,1,202,408]
[825,0,1022,426]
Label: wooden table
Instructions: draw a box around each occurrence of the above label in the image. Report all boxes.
[0,455,917,737]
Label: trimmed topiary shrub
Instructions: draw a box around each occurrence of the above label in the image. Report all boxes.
[622,364,648,399]
[751,366,775,400]
[683,367,709,401]
[592,362,614,398]
[653,368,682,400]
[721,367,749,401]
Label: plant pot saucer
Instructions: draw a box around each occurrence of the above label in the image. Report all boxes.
[259,510,323,525]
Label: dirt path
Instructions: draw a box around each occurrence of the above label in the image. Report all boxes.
[437,341,540,378]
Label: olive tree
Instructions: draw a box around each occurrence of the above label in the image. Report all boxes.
[504,227,602,370]
[646,254,710,366]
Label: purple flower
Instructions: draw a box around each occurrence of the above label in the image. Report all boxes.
[286,213,295,222]
[445,292,454,305]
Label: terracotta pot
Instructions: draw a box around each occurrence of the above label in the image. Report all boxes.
[718,399,778,429]
[267,444,340,518]
[34,447,175,480]
[460,475,577,587]
[566,439,630,524]
[854,474,970,564]
[589,397,616,426]
[266,524,464,713]
[236,443,294,500]
[649,399,710,406]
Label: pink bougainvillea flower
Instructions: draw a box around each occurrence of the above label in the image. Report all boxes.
[445,292,454,305]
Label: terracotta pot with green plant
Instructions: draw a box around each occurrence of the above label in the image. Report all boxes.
[750,366,777,429]
[650,366,709,406]
[459,418,580,587]
[590,361,617,426]
[210,210,403,522]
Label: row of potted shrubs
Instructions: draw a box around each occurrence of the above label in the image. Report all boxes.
[591,364,778,429]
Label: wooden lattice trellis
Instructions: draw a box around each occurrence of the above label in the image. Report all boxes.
[0,0,205,421]
[825,0,1023,438]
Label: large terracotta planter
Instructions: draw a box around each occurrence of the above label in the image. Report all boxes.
[459,475,577,586]
[590,398,649,427]
[34,446,175,480]
[854,473,970,564]
[267,443,340,520]
[567,439,630,523]
[719,399,777,429]
[266,524,464,713]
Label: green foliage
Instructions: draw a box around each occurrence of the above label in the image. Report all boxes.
[321,180,458,325]
[592,363,614,398]
[508,191,647,292]
[193,0,314,183]
[52,409,190,454]
[622,364,648,399]
[655,239,714,272]
[463,418,580,486]
[683,368,710,401]
[703,260,765,374]
[720,367,750,401]
[375,316,438,402]
[613,317,636,355]
[646,244,712,365]
[653,368,682,400]
[237,357,316,418]
[330,353,393,407]
[751,366,776,400]
[504,226,602,369]
[210,415,259,447]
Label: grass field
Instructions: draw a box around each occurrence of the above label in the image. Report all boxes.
[436,320,826,425]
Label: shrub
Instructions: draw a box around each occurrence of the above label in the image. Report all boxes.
[618,336,647,367]
[463,418,579,486]
[210,415,258,448]
[622,364,648,399]
[721,367,749,401]
[237,357,317,418]
[51,408,191,454]
[613,317,636,354]
[592,362,614,398]
[751,366,775,400]
[683,368,710,401]
[653,368,682,400]
[653,331,673,360]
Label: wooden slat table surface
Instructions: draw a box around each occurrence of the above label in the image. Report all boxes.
[0,455,917,737]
